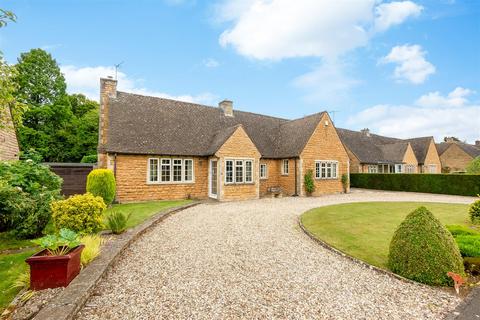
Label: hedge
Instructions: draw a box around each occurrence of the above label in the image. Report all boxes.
[350,173,480,197]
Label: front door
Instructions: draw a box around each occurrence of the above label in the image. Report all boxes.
[209,159,218,199]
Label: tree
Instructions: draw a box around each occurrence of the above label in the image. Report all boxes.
[0,9,16,28]
[466,157,480,175]
[14,49,66,107]
[0,56,24,130]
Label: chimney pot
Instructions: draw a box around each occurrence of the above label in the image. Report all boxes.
[219,100,234,117]
[475,140,480,147]
[361,128,371,137]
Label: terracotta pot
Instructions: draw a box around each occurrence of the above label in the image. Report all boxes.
[26,245,84,290]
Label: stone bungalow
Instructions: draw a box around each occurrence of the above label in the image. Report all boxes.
[337,128,441,174]
[0,106,20,161]
[436,138,480,173]
[97,78,350,202]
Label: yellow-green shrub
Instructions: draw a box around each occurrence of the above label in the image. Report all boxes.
[86,169,116,205]
[51,193,106,234]
[80,234,105,267]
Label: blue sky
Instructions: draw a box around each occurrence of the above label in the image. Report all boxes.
[1,0,479,142]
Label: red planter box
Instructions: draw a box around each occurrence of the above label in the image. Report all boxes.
[26,245,84,290]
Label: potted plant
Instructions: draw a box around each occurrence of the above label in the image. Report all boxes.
[26,229,84,290]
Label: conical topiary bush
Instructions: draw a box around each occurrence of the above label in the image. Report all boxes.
[388,206,464,286]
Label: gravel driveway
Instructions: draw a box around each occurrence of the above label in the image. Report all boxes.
[77,190,474,320]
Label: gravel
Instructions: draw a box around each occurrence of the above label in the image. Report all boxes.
[76,190,474,320]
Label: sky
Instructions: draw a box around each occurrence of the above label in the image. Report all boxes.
[1,0,479,142]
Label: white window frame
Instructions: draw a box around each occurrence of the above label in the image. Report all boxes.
[147,157,195,184]
[260,163,268,179]
[282,159,289,175]
[225,158,255,184]
[395,164,404,174]
[245,160,253,183]
[367,165,378,173]
[147,158,159,183]
[405,164,416,173]
[428,164,437,173]
[315,160,339,179]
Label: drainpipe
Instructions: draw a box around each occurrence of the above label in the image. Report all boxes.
[293,158,299,196]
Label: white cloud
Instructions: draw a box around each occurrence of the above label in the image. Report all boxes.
[217,0,422,60]
[380,44,435,84]
[203,58,220,68]
[373,1,423,32]
[293,59,360,104]
[346,88,480,143]
[60,65,217,105]
[415,87,474,108]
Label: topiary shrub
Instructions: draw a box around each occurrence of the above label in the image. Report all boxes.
[388,206,464,286]
[304,169,315,195]
[469,196,480,224]
[51,193,106,234]
[86,169,116,205]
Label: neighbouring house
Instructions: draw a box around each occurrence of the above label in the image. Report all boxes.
[337,128,422,174]
[404,137,442,173]
[97,77,350,202]
[0,106,20,161]
[436,138,480,173]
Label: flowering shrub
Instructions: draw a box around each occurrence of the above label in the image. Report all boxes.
[51,193,106,234]
[0,153,62,238]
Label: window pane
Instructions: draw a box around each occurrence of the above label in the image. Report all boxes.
[332,163,337,178]
[283,160,289,174]
[245,161,253,182]
[235,160,243,183]
[184,160,193,181]
[173,159,182,182]
[161,159,171,182]
[315,162,320,178]
[149,159,158,182]
[226,160,233,183]
[326,163,332,178]
[260,164,266,178]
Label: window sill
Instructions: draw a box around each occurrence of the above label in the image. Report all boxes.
[147,181,195,185]
[315,178,339,180]
[225,182,255,185]
[281,174,289,176]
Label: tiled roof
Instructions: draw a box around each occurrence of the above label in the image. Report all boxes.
[436,142,480,158]
[106,92,325,158]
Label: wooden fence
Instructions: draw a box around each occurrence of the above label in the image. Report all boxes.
[44,163,95,197]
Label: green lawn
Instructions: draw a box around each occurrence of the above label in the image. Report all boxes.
[0,199,192,312]
[106,199,192,228]
[301,202,472,269]
[0,250,36,312]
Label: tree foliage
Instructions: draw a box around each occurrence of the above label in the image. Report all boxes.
[14,49,66,107]
[12,49,99,162]
[0,56,25,130]
[0,9,16,28]
[466,157,480,175]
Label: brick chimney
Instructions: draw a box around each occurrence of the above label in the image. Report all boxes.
[219,100,233,117]
[98,77,117,168]
[360,128,370,137]
[475,140,480,147]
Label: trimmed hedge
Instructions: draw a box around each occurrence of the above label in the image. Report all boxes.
[388,206,464,286]
[350,173,480,196]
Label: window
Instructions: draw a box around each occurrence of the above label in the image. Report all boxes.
[235,160,244,183]
[315,161,338,179]
[428,164,437,173]
[282,159,289,175]
[225,160,234,183]
[406,164,416,173]
[245,160,253,183]
[148,158,194,183]
[225,159,254,184]
[368,165,378,173]
[161,159,171,182]
[184,159,193,182]
[395,164,404,173]
[148,158,159,182]
[173,159,182,182]
[260,164,267,179]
